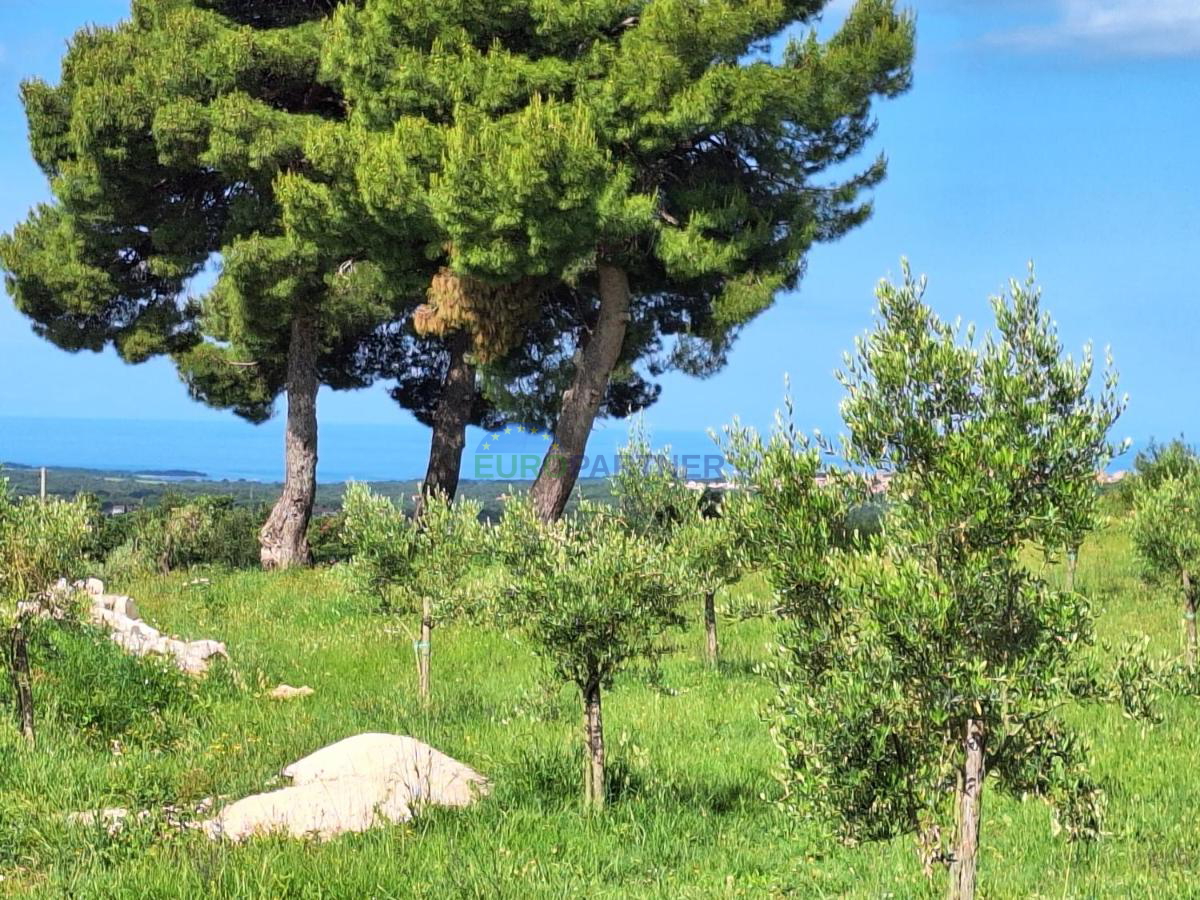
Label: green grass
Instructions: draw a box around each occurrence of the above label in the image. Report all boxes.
[1,520,1197,897]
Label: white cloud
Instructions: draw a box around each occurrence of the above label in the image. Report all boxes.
[992,0,1200,58]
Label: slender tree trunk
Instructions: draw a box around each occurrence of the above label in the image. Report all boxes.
[418,331,476,512]
[531,264,631,522]
[703,589,719,667]
[260,315,319,569]
[417,594,433,704]
[582,700,593,803]
[1067,547,1078,592]
[1184,569,1196,672]
[583,680,606,811]
[948,718,986,900]
[7,621,35,746]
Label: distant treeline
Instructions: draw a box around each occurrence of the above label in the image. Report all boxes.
[0,462,616,519]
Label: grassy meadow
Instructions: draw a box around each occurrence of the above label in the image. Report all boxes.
[1,517,1197,898]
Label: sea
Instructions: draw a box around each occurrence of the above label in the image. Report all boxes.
[0,416,734,484]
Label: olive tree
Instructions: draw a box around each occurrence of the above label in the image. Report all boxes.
[341,483,482,704]
[1131,471,1200,669]
[495,496,685,810]
[611,428,745,666]
[1132,437,1199,490]
[742,265,1124,900]
[0,480,90,744]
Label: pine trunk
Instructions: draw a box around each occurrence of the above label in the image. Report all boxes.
[7,621,35,746]
[260,315,319,569]
[583,681,606,811]
[531,264,631,522]
[419,331,475,509]
[417,594,433,704]
[948,718,986,900]
[703,589,719,667]
[1184,569,1196,671]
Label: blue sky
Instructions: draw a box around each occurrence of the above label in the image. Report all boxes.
[2,1,1198,447]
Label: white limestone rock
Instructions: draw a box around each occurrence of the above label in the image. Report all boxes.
[282,733,491,810]
[203,734,490,843]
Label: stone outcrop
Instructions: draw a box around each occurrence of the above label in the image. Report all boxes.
[68,798,217,835]
[202,733,490,842]
[29,578,227,676]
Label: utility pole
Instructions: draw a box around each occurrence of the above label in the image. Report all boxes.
[39,466,46,502]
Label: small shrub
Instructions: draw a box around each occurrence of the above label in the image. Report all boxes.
[101,539,156,583]
[341,483,416,610]
[101,494,264,579]
[308,511,348,565]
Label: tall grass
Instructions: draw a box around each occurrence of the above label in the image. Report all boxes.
[1,522,1196,897]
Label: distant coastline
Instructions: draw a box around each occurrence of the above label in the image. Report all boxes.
[0,415,731,484]
[0,415,1159,487]
[2,461,208,479]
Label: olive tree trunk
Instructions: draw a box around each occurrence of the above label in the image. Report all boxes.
[7,619,35,746]
[948,718,986,900]
[418,331,475,511]
[1184,569,1196,671]
[582,680,606,811]
[703,589,719,667]
[417,594,433,705]
[260,315,319,569]
[531,264,631,522]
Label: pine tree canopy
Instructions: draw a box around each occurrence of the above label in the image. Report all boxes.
[301,0,914,417]
[3,0,914,434]
[0,0,448,423]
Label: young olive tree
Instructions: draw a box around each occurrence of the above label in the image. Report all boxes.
[1062,487,1100,593]
[672,513,744,668]
[0,480,90,744]
[495,496,686,810]
[1131,471,1200,669]
[611,428,745,666]
[341,483,482,704]
[1132,437,1199,490]
[743,265,1123,900]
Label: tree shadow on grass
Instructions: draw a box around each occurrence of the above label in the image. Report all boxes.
[504,747,763,817]
[607,759,763,814]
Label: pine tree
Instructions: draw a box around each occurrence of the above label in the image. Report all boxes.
[0,1,427,566]
[300,0,913,520]
[324,1,912,520]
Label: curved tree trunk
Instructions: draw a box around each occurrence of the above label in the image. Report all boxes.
[260,315,319,569]
[419,331,476,509]
[531,263,631,522]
